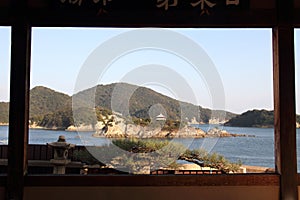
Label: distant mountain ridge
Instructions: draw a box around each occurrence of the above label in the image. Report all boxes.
[224,109,274,128]
[0,83,268,129]
[225,109,300,128]
[30,86,71,119]
[1,84,300,129]
[73,82,236,124]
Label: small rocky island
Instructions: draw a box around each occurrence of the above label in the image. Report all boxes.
[67,114,252,139]
[92,125,251,139]
[93,126,253,138]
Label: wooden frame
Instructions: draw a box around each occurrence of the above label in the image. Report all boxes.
[25,174,279,187]
[0,0,299,199]
[273,1,298,199]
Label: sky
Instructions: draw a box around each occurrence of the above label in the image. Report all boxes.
[0,27,299,114]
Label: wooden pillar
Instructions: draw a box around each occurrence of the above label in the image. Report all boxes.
[6,1,31,199]
[273,1,298,199]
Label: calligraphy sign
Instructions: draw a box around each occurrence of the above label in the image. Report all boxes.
[52,0,249,16]
[21,0,265,26]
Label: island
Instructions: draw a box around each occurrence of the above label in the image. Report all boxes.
[224,109,300,128]
[1,84,299,131]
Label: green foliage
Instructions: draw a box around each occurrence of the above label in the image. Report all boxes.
[131,118,184,132]
[0,102,9,123]
[96,107,114,124]
[96,107,114,132]
[111,139,241,173]
[73,107,97,126]
[109,139,186,173]
[225,109,274,128]
[38,108,74,129]
[162,120,181,131]
[72,148,104,165]
[297,115,300,124]
[95,106,113,117]
[179,149,242,173]
[112,138,171,152]
[74,83,237,124]
[30,86,71,120]
[132,117,150,127]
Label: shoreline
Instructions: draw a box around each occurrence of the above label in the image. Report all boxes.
[1,123,300,129]
[92,133,254,139]
[241,165,275,173]
[177,163,275,173]
[1,124,256,138]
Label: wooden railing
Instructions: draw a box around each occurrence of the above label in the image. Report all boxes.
[0,144,226,175]
[0,144,87,161]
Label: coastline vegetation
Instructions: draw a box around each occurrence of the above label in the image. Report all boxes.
[0,102,9,124]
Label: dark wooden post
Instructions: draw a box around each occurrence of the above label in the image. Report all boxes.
[6,0,31,199]
[273,0,298,199]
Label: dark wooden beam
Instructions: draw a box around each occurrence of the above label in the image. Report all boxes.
[25,174,279,187]
[25,0,276,27]
[6,0,31,198]
[0,0,282,27]
[7,23,31,200]
[26,9,276,28]
[294,9,300,27]
[0,9,9,25]
[273,0,298,199]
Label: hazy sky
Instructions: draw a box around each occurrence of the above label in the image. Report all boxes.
[0,27,299,114]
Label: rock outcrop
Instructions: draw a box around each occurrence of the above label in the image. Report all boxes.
[89,115,250,138]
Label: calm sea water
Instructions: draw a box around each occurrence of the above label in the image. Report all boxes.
[1,125,300,169]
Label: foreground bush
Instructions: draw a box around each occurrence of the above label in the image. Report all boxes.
[71,139,242,174]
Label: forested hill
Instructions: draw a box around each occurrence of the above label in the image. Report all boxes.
[225,109,300,128]
[74,83,236,123]
[0,83,236,129]
[30,86,71,119]
[224,109,274,128]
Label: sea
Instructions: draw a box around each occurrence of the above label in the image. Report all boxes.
[1,125,300,170]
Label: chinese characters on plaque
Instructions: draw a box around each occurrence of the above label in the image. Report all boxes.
[60,0,112,14]
[157,0,178,10]
[155,0,240,12]
[226,0,239,5]
[60,0,112,7]
[190,0,217,15]
[60,0,241,15]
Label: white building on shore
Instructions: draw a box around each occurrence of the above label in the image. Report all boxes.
[156,113,166,121]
